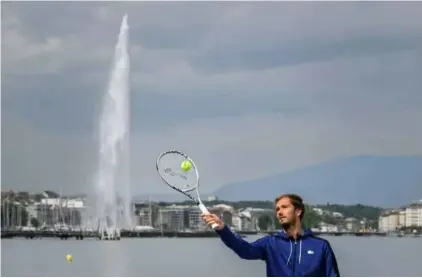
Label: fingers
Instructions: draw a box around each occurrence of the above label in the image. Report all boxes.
[200,213,213,221]
[201,213,218,224]
[200,213,224,230]
[200,213,216,220]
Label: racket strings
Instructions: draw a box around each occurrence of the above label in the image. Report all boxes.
[157,152,198,192]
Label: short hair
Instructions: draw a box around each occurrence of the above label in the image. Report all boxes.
[274,194,305,220]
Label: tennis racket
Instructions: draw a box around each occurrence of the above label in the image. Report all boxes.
[156,150,218,230]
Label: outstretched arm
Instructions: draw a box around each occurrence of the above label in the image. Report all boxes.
[216,225,268,260]
[201,213,267,260]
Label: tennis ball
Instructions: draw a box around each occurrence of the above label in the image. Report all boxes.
[180,160,192,172]
[66,254,73,262]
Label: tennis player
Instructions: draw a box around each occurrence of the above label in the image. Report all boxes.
[201,194,340,277]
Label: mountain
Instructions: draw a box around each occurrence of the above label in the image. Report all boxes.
[213,155,422,208]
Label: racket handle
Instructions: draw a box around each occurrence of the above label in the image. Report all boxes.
[198,203,219,230]
[198,203,210,214]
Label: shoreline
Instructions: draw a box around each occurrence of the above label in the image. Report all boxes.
[0,229,407,240]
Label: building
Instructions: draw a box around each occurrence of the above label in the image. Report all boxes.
[312,208,323,216]
[187,207,208,231]
[378,210,402,232]
[405,200,422,227]
[398,209,406,228]
[344,217,360,232]
[158,205,186,231]
[209,204,235,227]
[231,215,242,231]
[1,200,29,228]
[319,222,339,232]
[332,212,344,218]
[378,214,387,232]
[378,200,422,231]
[137,207,153,226]
[239,211,253,231]
[24,196,84,228]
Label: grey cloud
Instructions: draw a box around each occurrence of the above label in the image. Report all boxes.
[3,108,421,195]
[2,76,308,134]
[5,2,422,74]
[2,2,422,196]
[1,2,219,52]
[2,71,106,132]
[127,111,422,195]
[188,34,421,73]
[186,2,422,72]
[1,114,97,195]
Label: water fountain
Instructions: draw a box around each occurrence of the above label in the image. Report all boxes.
[95,14,133,241]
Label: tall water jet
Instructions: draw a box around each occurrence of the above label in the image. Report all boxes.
[95,14,132,240]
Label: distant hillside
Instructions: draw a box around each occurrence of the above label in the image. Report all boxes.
[213,155,422,208]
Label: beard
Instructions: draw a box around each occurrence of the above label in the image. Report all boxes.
[281,222,292,230]
[281,218,296,230]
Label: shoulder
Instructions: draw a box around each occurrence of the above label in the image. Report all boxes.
[304,235,334,252]
[258,234,277,244]
[310,235,332,245]
[249,234,276,249]
[250,234,274,244]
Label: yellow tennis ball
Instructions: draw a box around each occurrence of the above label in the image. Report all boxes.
[66,254,73,262]
[180,160,192,172]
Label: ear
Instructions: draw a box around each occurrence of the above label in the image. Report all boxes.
[295,208,302,218]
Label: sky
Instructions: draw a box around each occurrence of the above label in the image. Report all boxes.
[2,1,422,197]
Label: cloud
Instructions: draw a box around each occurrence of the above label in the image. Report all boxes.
[1,2,422,197]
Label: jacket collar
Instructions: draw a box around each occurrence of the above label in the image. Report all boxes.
[275,228,313,240]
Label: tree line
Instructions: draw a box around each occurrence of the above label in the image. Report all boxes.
[156,200,383,230]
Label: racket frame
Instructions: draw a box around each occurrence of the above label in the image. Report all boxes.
[156,150,217,229]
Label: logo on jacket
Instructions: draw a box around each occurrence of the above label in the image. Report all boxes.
[307,250,314,254]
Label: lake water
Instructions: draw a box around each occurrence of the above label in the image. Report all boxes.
[1,235,421,277]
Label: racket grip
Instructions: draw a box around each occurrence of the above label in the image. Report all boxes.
[198,203,210,214]
[198,203,219,230]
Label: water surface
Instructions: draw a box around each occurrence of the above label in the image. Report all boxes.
[1,236,421,277]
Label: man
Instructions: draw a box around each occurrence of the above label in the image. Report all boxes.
[201,194,340,277]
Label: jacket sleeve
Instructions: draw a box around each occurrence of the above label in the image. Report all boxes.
[324,241,340,277]
[216,225,268,260]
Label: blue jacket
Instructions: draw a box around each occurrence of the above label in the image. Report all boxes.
[216,226,340,277]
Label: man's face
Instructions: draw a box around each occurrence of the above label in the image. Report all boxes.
[275,197,301,226]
